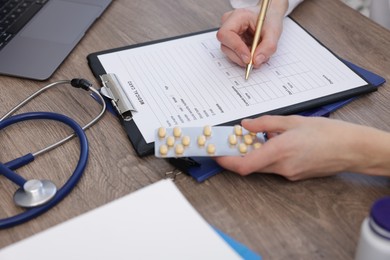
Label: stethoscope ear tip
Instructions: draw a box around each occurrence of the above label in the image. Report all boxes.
[13,179,57,208]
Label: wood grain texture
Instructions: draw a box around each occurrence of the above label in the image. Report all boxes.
[0,0,389,259]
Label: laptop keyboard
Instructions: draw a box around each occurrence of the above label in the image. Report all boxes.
[0,0,48,50]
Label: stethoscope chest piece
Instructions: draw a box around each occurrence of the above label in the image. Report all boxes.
[13,179,57,208]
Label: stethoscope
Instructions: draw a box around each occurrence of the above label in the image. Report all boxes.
[0,78,106,229]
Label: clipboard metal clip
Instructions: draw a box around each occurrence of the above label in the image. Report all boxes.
[99,73,137,121]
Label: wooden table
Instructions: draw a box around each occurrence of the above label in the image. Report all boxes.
[1,0,389,259]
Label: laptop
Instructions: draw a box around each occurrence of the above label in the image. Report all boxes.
[0,0,112,80]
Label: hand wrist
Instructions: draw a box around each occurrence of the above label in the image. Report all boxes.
[242,0,288,17]
[348,127,390,177]
[271,0,289,17]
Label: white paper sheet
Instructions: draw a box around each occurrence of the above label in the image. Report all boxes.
[0,180,242,259]
[97,18,368,143]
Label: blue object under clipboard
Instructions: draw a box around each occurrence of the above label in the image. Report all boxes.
[174,60,385,182]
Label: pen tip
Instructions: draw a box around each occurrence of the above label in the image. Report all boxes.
[245,64,253,80]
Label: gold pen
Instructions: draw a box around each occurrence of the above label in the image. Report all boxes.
[245,0,271,80]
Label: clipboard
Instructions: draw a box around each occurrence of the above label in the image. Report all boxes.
[87,18,380,157]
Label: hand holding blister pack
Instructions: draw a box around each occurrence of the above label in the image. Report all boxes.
[154,125,266,158]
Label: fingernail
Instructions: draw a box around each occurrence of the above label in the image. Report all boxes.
[254,54,266,65]
[241,54,250,64]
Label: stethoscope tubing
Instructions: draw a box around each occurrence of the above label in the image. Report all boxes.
[1,80,106,158]
[0,111,88,229]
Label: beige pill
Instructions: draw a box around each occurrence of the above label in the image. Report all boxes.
[253,142,262,149]
[173,126,182,137]
[228,134,237,145]
[182,135,191,146]
[250,131,257,136]
[207,144,216,154]
[157,127,166,138]
[238,143,248,154]
[159,144,168,155]
[234,125,243,136]
[175,144,184,155]
[166,136,175,147]
[197,135,206,146]
[243,134,253,145]
[203,125,212,136]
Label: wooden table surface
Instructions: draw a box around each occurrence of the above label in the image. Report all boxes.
[1,0,389,259]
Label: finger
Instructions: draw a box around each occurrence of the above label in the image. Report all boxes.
[217,10,258,65]
[217,29,251,65]
[252,32,278,68]
[215,141,281,175]
[241,115,303,133]
[220,44,247,67]
[264,132,280,139]
[252,14,284,68]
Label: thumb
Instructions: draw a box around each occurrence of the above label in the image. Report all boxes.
[241,115,301,133]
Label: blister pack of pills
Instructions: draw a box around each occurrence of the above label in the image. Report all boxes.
[154,125,266,158]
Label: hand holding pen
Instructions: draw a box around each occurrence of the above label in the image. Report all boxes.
[217,0,289,77]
